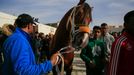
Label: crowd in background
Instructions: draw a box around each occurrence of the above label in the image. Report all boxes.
[32,32,54,63]
[0,14,60,75]
[0,10,134,75]
[0,23,121,74]
[81,23,116,75]
[0,24,54,71]
[80,10,134,75]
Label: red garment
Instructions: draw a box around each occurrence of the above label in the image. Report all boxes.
[107,32,134,75]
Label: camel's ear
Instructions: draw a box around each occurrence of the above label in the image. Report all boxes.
[78,0,86,5]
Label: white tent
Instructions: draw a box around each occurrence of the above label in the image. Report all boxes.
[0,12,56,34]
[37,22,56,35]
[0,12,17,27]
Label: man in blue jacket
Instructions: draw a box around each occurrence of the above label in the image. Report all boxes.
[2,14,59,75]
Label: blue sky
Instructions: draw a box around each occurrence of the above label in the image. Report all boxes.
[0,0,134,27]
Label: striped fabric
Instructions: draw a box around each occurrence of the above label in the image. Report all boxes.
[109,35,127,75]
[108,32,134,75]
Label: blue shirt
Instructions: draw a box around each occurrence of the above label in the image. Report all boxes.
[2,27,52,75]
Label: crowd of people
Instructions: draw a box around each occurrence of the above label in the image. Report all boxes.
[32,32,54,63]
[80,23,115,75]
[80,10,134,75]
[0,14,58,75]
[0,10,134,75]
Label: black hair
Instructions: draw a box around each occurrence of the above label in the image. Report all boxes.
[101,23,108,27]
[8,24,15,32]
[93,26,101,30]
[124,10,134,24]
[35,31,38,34]
[123,10,134,35]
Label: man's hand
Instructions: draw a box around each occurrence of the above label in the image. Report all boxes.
[50,52,59,66]
[89,60,96,68]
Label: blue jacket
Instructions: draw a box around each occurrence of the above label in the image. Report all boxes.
[2,27,52,75]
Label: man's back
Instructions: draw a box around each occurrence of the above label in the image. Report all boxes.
[108,32,134,75]
[2,28,35,74]
[2,28,53,75]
